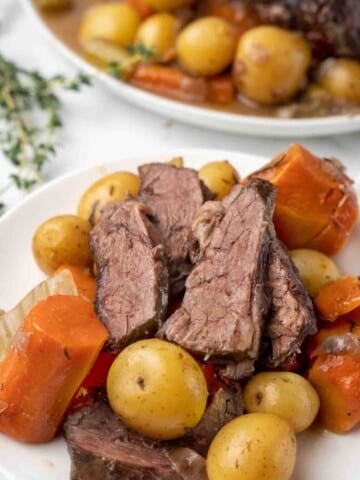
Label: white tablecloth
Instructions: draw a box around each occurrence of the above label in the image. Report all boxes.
[1,0,360,209]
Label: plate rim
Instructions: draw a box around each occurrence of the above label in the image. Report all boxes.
[20,0,360,138]
[0,147,265,224]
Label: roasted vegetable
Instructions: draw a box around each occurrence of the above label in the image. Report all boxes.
[317,58,360,104]
[308,319,360,433]
[79,3,140,47]
[315,275,360,322]
[243,371,319,432]
[177,17,236,77]
[198,160,239,200]
[0,295,108,443]
[233,26,311,105]
[135,13,179,61]
[250,144,359,255]
[207,75,235,105]
[289,248,340,297]
[77,172,140,225]
[0,269,77,361]
[207,413,296,480]
[130,64,208,102]
[106,339,208,440]
[32,215,92,274]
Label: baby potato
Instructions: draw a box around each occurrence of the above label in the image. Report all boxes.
[177,17,236,77]
[289,248,340,297]
[77,172,140,225]
[79,3,140,47]
[198,160,239,200]
[32,215,92,275]
[243,372,320,433]
[106,339,208,440]
[317,58,360,104]
[135,13,179,61]
[167,156,184,167]
[233,26,311,105]
[142,0,190,11]
[207,413,296,480]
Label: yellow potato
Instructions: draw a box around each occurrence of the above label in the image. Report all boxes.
[289,248,340,297]
[243,372,320,432]
[207,413,296,480]
[233,26,311,105]
[106,339,208,440]
[77,172,140,225]
[135,13,178,61]
[32,215,92,275]
[317,58,360,104]
[198,160,239,199]
[167,157,184,167]
[177,17,236,77]
[79,3,140,47]
[142,0,190,11]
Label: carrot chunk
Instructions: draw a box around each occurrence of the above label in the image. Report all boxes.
[309,352,360,433]
[315,275,360,322]
[207,75,235,104]
[0,295,108,443]
[130,64,208,103]
[251,144,358,255]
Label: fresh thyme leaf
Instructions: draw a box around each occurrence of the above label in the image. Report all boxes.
[108,61,121,78]
[127,43,153,59]
[0,53,91,214]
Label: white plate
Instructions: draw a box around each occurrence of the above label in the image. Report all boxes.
[0,150,359,480]
[20,0,360,138]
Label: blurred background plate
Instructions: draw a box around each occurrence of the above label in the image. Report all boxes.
[20,0,360,138]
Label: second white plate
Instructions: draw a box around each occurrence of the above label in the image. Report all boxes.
[20,0,360,138]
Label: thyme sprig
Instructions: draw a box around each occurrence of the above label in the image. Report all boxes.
[0,53,91,213]
[107,43,153,78]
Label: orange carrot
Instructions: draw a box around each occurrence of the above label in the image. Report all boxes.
[207,75,235,105]
[126,0,154,19]
[0,295,108,443]
[250,144,359,255]
[308,352,360,433]
[315,275,360,322]
[130,64,208,103]
[307,317,360,433]
[55,265,96,303]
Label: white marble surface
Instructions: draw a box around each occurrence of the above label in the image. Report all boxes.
[1,0,360,209]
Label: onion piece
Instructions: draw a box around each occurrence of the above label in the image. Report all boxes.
[0,270,78,361]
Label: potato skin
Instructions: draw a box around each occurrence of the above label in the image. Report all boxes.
[32,215,92,275]
[243,372,320,433]
[77,172,140,225]
[289,248,340,297]
[106,339,208,440]
[207,412,296,480]
[198,160,239,200]
[177,17,236,77]
[79,3,140,47]
[317,58,360,104]
[233,26,311,105]
[135,13,179,61]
